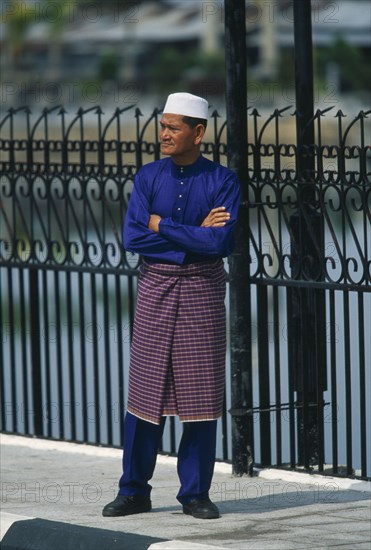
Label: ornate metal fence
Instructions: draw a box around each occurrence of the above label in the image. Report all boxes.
[0,105,370,479]
[245,106,370,481]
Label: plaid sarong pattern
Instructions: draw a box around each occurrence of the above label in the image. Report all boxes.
[127,259,227,424]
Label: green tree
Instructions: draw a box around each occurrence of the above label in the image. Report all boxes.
[150,47,225,94]
[2,0,36,75]
[98,49,120,82]
[317,36,370,93]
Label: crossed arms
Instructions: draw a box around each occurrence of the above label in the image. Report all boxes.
[148,207,230,232]
[123,172,240,263]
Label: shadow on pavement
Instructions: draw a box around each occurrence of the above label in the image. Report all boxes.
[1,518,167,550]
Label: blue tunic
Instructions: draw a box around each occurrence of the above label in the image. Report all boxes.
[123,155,240,264]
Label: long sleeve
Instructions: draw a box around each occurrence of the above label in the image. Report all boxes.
[123,172,187,264]
[158,172,240,256]
[123,156,241,264]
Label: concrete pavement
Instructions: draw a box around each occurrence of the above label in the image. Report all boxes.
[1,434,370,549]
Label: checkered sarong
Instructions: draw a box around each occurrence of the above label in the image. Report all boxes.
[127,259,227,424]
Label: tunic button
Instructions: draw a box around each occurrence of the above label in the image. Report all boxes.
[177,208,181,211]
[179,194,182,198]
[180,182,184,185]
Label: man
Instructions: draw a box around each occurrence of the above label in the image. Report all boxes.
[102,92,240,520]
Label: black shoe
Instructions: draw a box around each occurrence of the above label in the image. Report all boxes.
[102,495,151,517]
[182,498,220,519]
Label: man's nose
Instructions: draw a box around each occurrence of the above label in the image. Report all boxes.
[160,128,170,140]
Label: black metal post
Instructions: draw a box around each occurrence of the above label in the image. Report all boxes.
[294,1,315,179]
[225,0,253,476]
[29,269,43,435]
[290,0,327,468]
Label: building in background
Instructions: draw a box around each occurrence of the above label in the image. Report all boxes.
[0,0,370,107]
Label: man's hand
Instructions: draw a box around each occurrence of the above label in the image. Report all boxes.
[201,207,230,227]
[148,214,161,233]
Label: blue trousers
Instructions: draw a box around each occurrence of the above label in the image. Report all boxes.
[118,412,217,504]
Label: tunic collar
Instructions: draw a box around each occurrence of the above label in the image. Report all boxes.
[170,155,206,178]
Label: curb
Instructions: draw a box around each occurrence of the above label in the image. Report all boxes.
[0,434,232,474]
[258,468,371,493]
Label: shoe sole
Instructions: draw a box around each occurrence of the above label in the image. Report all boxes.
[102,504,152,517]
[183,508,220,520]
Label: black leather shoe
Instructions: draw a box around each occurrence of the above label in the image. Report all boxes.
[182,498,220,519]
[102,495,151,517]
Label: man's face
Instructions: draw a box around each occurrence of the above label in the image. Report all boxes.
[159,114,201,161]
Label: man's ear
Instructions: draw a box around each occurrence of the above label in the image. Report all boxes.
[194,124,206,145]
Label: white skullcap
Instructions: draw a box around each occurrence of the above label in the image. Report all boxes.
[163,92,209,119]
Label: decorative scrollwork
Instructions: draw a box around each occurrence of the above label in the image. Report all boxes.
[0,105,369,288]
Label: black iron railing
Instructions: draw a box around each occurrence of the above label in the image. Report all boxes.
[0,105,370,479]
